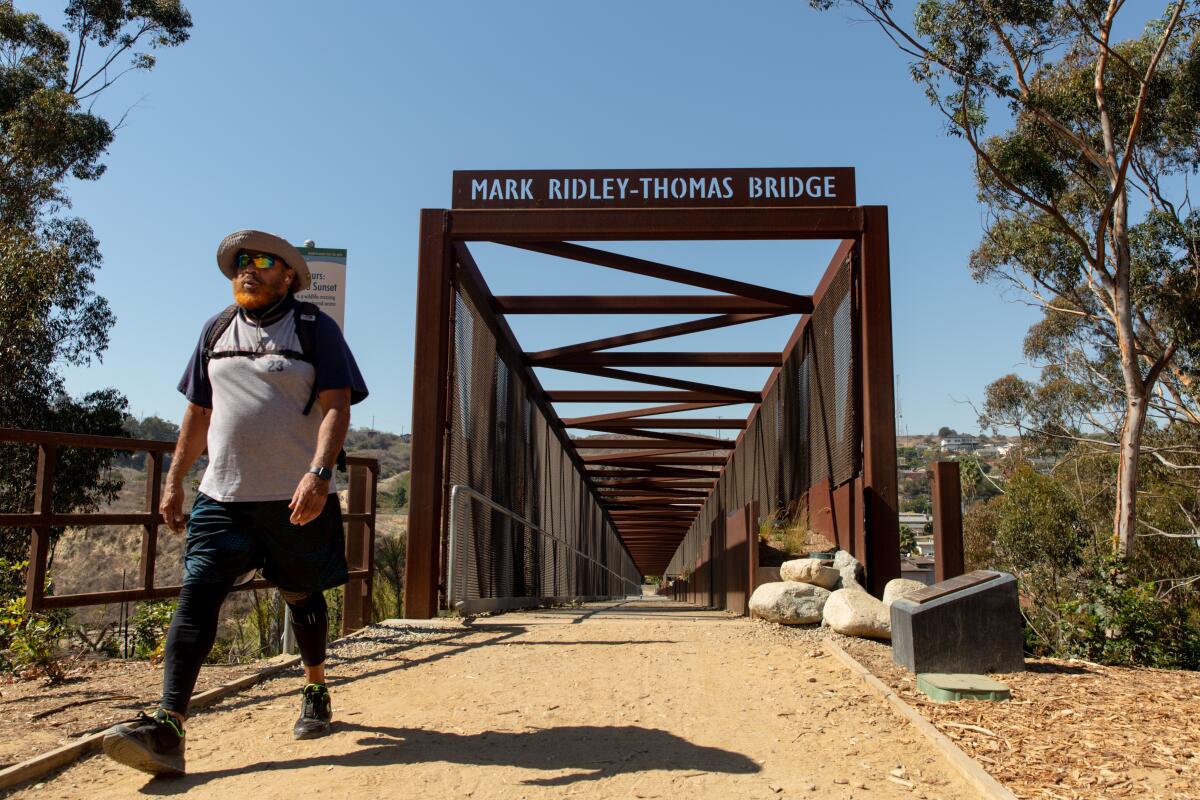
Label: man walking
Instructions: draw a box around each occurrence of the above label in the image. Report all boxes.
[103,230,368,775]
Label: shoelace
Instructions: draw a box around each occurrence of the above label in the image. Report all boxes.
[116,710,184,739]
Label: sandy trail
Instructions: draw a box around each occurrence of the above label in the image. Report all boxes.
[15,598,975,799]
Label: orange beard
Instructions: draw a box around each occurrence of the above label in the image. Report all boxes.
[234,283,285,310]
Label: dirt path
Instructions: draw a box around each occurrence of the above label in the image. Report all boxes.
[13,598,976,800]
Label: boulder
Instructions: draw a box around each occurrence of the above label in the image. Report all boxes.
[832,550,865,590]
[823,587,891,640]
[779,559,841,590]
[883,578,926,607]
[749,582,831,625]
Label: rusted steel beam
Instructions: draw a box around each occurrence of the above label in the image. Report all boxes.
[507,241,815,308]
[932,461,964,582]
[587,467,720,478]
[551,365,761,403]
[32,571,372,610]
[0,427,175,452]
[860,206,900,596]
[546,390,759,403]
[560,402,729,426]
[448,207,866,242]
[496,296,801,315]
[531,314,780,362]
[541,352,782,367]
[405,210,453,619]
[0,512,157,527]
[594,479,717,488]
[140,451,162,592]
[572,439,732,450]
[588,455,727,465]
[581,428,738,447]
[582,447,721,463]
[575,418,745,430]
[598,488,710,497]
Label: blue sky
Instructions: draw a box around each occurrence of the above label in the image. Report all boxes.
[46,0,1046,436]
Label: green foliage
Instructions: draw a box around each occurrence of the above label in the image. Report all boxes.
[0,1,191,603]
[374,531,406,619]
[1,594,72,681]
[129,598,174,659]
[344,428,410,479]
[1057,559,1200,669]
[899,526,919,557]
[963,459,1200,668]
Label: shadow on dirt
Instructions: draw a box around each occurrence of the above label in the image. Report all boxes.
[137,722,759,792]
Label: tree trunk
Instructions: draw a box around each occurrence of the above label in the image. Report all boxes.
[1110,187,1145,558]
[1114,390,1148,556]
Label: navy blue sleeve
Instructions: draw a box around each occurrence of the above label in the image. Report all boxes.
[314,314,369,405]
[177,314,220,408]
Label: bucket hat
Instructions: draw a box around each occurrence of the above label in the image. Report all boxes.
[216,229,311,291]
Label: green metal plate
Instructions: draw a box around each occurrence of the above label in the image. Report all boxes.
[917,673,1011,702]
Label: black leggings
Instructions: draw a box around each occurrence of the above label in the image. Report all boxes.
[161,583,330,715]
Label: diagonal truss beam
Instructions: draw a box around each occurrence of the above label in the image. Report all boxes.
[506,241,813,308]
[572,438,733,450]
[497,296,804,315]
[540,352,781,367]
[546,364,761,403]
[530,313,782,362]
[546,390,759,403]
[560,401,728,426]
[574,418,745,430]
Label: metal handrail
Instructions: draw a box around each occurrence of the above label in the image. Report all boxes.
[0,426,379,634]
[446,484,641,609]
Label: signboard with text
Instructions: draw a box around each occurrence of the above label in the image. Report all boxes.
[452,168,855,209]
[296,246,347,331]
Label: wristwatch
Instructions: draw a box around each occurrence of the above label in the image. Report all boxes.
[307,466,333,481]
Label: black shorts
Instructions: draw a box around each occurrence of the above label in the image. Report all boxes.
[182,492,348,594]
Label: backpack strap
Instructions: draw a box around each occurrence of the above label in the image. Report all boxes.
[294,302,321,415]
[202,305,240,375]
[293,302,348,470]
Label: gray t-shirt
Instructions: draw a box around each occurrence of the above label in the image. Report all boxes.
[178,301,368,502]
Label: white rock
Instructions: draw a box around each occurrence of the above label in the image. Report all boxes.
[779,558,841,590]
[832,550,866,590]
[883,578,926,607]
[823,587,891,639]
[749,582,832,625]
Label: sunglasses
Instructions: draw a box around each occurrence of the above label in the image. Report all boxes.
[235,252,285,271]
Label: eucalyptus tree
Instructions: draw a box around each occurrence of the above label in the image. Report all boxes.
[812,0,1200,555]
[0,1,191,595]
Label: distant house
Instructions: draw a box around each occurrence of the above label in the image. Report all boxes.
[940,435,980,453]
[901,556,936,586]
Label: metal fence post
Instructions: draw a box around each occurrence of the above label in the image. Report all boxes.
[932,461,964,581]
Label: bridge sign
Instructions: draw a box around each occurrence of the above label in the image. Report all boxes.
[452,168,855,209]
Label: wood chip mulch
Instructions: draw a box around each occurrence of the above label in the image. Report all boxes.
[837,636,1200,800]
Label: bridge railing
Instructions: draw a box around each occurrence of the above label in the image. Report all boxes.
[0,427,378,634]
[447,484,642,615]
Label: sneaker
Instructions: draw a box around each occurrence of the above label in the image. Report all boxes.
[293,683,332,739]
[102,709,186,776]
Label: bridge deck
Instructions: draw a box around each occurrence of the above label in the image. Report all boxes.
[21,599,973,799]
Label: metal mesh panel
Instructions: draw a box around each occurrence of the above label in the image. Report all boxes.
[667,254,858,575]
[446,286,641,606]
